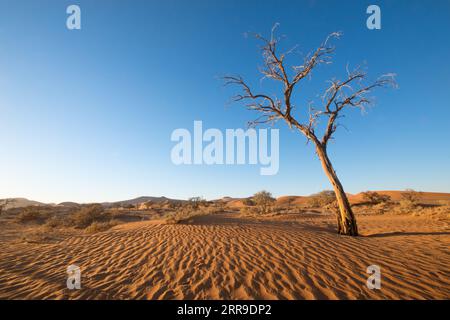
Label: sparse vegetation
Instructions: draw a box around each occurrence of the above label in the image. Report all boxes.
[242,198,255,206]
[71,204,108,228]
[188,197,206,209]
[141,201,154,210]
[163,197,221,224]
[239,191,276,216]
[164,206,216,224]
[14,204,115,231]
[16,207,43,222]
[16,206,53,223]
[400,189,422,208]
[85,220,119,233]
[307,190,336,208]
[361,191,391,205]
[253,191,276,214]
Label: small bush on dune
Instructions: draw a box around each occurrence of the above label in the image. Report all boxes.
[162,200,178,210]
[16,206,54,223]
[164,207,204,224]
[44,215,63,228]
[238,191,279,216]
[85,220,119,233]
[212,201,226,211]
[307,190,336,208]
[361,191,391,205]
[282,206,306,214]
[13,204,121,235]
[242,198,255,206]
[141,201,154,210]
[400,189,422,208]
[187,197,207,209]
[239,206,259,216]
[71,204,109,228]
[253,190,276,214]
[164,201,221,224]
[16,208,43,222]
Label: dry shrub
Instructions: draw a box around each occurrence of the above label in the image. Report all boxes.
[139,201,154,210]
[242,198,255,206]
[437,200,450,206]
[85,220,119,233]
[400,189,421,208]
[165,202,179,210]
[307,190,336,208]
[44,215,63,228]
[164,203,217,224]
[361,191,391,204]
[71,204,110,228]
[405,204,449,220]
[44,214,76,229]
[16,206,53,223]
[21,229,51,243]
[239,206,259,217]
[283,206,306,214]
[16,208,42,222]
[239,205,288,217]
[212,201,226,211]
[372,202,392,214]
[187,197,207,209]
[252,190,275,214]
[164,210,202,224]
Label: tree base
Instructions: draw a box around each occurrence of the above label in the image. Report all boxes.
[337,217,359,236]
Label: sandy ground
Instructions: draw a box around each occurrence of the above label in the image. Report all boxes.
[0,212,448,299]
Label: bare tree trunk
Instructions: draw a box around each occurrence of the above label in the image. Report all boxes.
[315,145,358,236]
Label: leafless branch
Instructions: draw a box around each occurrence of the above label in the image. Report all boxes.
[223,25,396,147]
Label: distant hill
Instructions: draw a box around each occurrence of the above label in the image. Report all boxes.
[348,191,450,204]
[2,191,449,210]
[103,196,182,207]
[57,202,81,208]
[223,191,450,208]
[0,198,47,209]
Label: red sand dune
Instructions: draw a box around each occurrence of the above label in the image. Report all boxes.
[0,211,448,299]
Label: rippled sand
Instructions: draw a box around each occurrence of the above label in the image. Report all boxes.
[0,213,448,299]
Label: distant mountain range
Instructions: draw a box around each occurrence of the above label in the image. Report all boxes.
[0,196,182,209]
[2,191,450,209]
[0,198,49,209]
[101,196,182,207]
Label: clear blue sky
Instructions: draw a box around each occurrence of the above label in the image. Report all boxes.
[1,0,449,203]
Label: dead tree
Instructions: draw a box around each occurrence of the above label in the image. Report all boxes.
[224,25,396,236]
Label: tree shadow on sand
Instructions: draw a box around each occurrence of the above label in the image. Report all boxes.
[366,231,450,238]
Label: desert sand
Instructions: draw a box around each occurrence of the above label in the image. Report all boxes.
[0,210,448,300]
